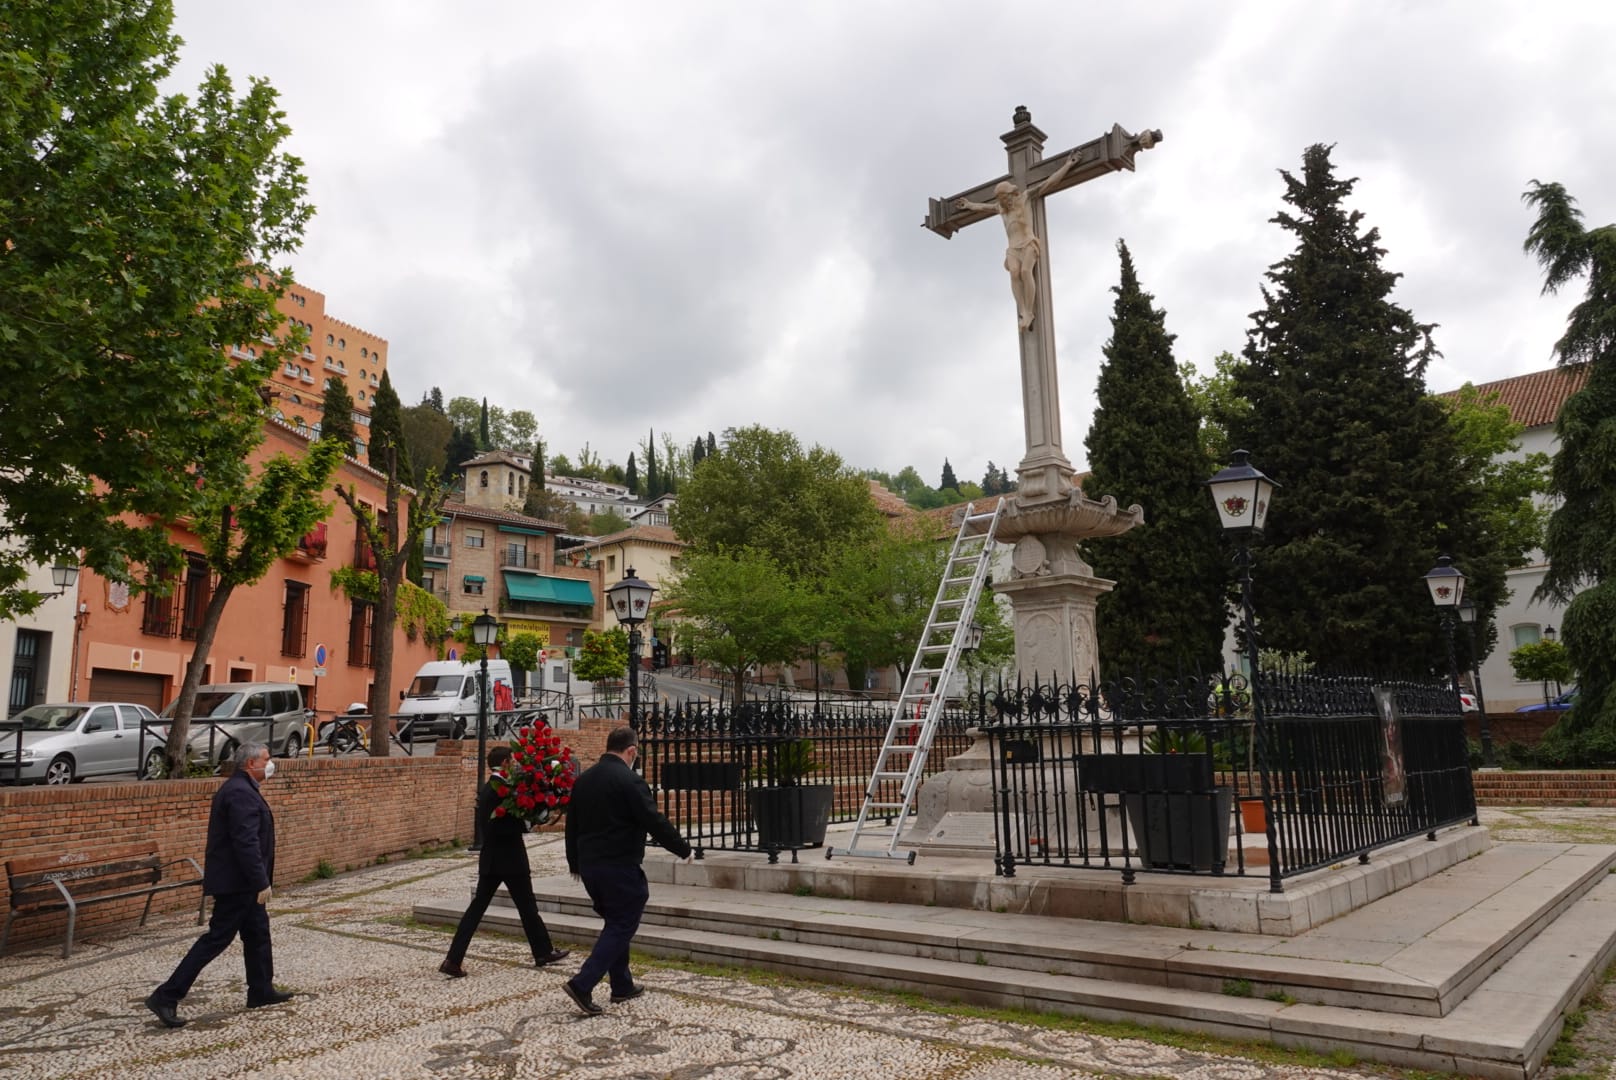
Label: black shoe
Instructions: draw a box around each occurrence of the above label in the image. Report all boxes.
[144,993,186,1029]
[535,949,570,967]
[246,988,294,1009]
[439,960,467,978]
[610,986,645,1004]
[563,980,603,1016]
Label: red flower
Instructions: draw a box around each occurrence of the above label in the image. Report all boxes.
[493,805,507,817]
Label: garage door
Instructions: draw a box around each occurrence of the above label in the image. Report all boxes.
[87,669,168,711]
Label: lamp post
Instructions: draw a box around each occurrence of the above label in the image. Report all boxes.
[47,562,79,598]
[1457,599,1493,767]
[606,568,656,728]
[468,607,500,851]
[1422,555,1467,709]
[1207,449,1281,893]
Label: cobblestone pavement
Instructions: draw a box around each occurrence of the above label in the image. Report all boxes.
[0,810,1613,1079]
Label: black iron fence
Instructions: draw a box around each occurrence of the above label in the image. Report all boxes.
[634,695,980,862]
[982,670,1474,891]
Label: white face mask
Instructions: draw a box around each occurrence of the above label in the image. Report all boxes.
[262,759,276,780]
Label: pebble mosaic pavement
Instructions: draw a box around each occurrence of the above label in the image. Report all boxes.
[0,809,1612,1079]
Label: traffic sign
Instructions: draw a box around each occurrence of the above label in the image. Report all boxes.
[314,643,328,667]
[312,667,327,678]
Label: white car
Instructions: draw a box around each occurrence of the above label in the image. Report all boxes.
[0,702,166,784]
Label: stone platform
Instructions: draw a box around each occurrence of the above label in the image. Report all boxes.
[415,824,1616,1078]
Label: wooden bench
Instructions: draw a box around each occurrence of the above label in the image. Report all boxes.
[3,842,205,959]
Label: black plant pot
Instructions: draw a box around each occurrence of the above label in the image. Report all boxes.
[1123,786,1234,872]
[749,785,834,850]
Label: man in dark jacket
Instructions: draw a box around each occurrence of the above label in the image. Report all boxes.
[439,744,569,976]
[562,725,691,1014]
[145,742,290,1028]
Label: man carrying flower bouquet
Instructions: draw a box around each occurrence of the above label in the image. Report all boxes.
[439,743,571,977]
[562,725,692,1015]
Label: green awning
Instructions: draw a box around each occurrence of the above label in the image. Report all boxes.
[462,574,485,583]
[498,525,548,536]
[503,574,595,606]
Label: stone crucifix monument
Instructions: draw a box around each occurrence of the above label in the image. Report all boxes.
[907,109,1164,852]
[925,106,1161,682]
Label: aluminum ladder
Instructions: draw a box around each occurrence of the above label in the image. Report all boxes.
[828,499,1003,862]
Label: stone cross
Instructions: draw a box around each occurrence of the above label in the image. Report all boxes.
[925,106,1162,504]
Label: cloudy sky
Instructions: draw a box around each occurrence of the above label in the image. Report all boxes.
[166,1,1614,486]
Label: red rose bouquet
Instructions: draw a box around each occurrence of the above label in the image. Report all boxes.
[488,719,577,825]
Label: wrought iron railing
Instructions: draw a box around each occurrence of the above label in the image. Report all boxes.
[981,670,1473,891]
[634,696,980,861]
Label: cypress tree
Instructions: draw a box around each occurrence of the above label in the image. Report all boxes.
[319,378,356,454]
[707,431,717,457]
[427,386,445,413]
[625,452,639,496]
[1229,145,1472,669]
[368,370,408,476]
[692,437,706,467]
[645,429,660,499]
[478,397,490,449]
[939,459,958,491]
[1084,241,1228,677]
[1523,181,1616,743]
[444,425,478,485]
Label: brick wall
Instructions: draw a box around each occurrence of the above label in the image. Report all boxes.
[1472,770,1616,807]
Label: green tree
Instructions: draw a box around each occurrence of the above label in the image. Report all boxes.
[664,549,809,703]
[478,398,490,449]
[444,426,478,482]
[0,0,311,616]
[589,509,631,536]
[1083,241,1228,676]
[1522,180,1616,741]
[507,410,537,449]
[659,430,687,493]
[399,402,452,489]
[320,378,356,453]
[939,459,958,492]
[624,452,639,497]
[574,627,628,685]
[820,521,945,691]
[1509,639,1574,704]
[644,429,661,499]
[504,631,542,694]
[672,425,882,582]
[368,370,407,475]
[425,387,445,413]
[1228,144,1477,669]
[162,437,343,775]
[1179,350,1251,468]
[334,445,451,754]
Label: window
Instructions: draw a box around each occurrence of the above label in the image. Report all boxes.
[338,337,346,349]
[479,470,489,488]
[83,706,116,733]
[359,369,367,380]
[507,474,515,495]
[357,390,366,401]
[504,543,528,568]
[347,600,375,667]
[606,554,616,573]
[518,475,526,496]
[464,575,485,595]
[464,528,485,549]
[180,554,211,641]
[282,581,310,657]
[421,570,436,594]
[361,347,368,358]
[326,333,334,344]
[1512,625,1542,649]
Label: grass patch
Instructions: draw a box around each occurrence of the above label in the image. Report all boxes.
[302,859,336,882]
[792,885,814,897]
[1264,989,1295,1005]
[1221,978,1253,998]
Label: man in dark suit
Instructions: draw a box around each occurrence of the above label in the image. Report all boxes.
[562,725,692,1015]
[145,741,291,1028]
[439,744,569,976]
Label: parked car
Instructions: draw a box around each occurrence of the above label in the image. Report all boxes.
[154,682,309,764]
[1516,688,1578,713]
[0,702,166,784]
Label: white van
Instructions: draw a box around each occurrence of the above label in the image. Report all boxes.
[396,660,513,741]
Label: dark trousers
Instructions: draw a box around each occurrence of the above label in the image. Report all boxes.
[155,891,272,1003]
[570,863,648,998]
[446,867,554,965]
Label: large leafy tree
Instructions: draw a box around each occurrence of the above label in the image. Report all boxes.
[162,438,343,775]
[0,0,311,616]
[1522,181,1616,745]
[672,425,882,581]
[663,548,810,703]
[399,401,452,489]
[1083,241,1227,676]
[1228,145,1481,669]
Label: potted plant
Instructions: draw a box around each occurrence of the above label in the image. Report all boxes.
[1124,726,1233,872]
[748,737,835,850]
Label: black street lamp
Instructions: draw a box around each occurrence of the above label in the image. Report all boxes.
[1422,555,1467,707]
[1207,449,1281,893]
[606,568,656,727]
[468,607,501,851]
[1457,599,1493,767]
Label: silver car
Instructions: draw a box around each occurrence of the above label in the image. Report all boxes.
[0,702,167,784]
[156,682,309,763]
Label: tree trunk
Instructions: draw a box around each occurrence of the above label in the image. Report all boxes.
[164,579,238,778]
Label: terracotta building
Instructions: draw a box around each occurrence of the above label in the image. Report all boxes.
[69,420,437,718]
[425,451,603,652]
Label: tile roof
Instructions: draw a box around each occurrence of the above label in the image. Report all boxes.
[1438,364,1589,428]
[440,499,564,531]
[867,480,910,517]
[575,524,685,549]
[460,449,531,470]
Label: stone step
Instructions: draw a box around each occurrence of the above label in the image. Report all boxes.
[417,872,1616,1078]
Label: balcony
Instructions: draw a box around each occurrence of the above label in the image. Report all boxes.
[294,523,328,561]
[500,549,538,571]
[423,542,450,560]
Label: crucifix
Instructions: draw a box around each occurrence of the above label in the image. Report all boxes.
[925,106,1162,503]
